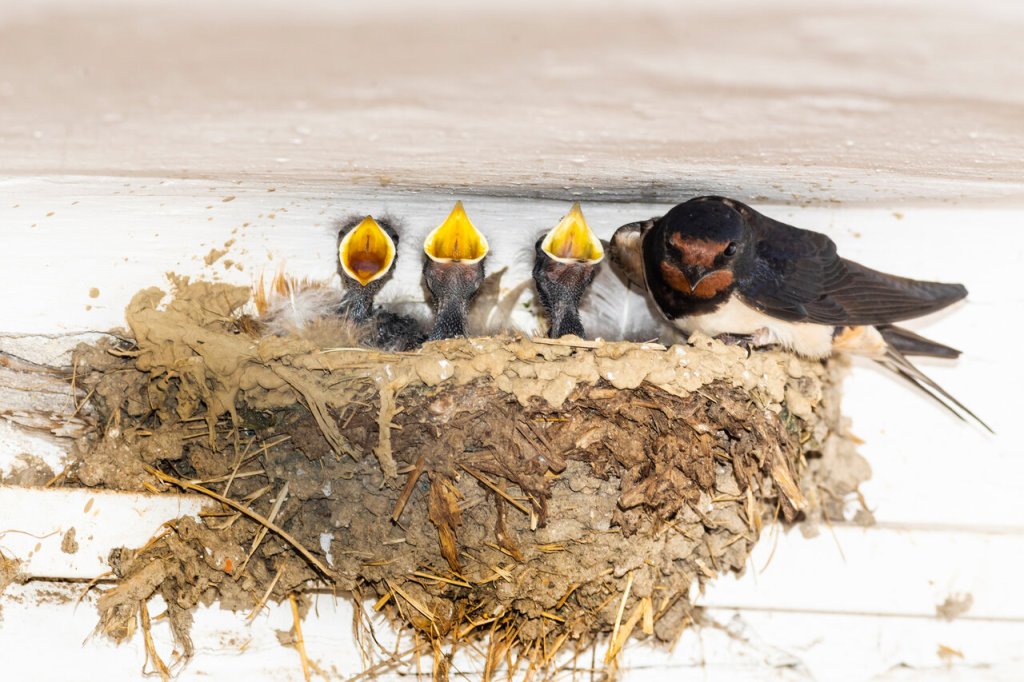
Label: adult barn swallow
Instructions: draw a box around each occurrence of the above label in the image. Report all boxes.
[532,202,605,338]
[422,201,490,340]
[337,215,424,351]
[609,196,990,431]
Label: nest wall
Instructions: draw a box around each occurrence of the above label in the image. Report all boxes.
[71,282,869,676]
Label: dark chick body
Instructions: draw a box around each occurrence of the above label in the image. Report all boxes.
[532,203,605,339]
[422,201,490,341]
[337,215,425,351]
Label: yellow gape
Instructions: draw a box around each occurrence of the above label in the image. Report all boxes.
[541,202,605,264]
[338,216,397,286]
[423,201,489,263]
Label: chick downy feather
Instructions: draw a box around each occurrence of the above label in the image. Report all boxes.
[251,271,366,347]
[467,266,534,336]
[581,264,678,342]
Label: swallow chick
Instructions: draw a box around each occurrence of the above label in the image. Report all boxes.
[337,215,425,351]
[422,201,490,340]
[609,195,990,431]
[532,202,605,338]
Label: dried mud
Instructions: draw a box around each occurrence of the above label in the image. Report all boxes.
[67,282,869,677]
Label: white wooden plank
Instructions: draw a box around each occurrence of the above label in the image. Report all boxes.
[699,525,1024,621]
[2,1,1021,678]
[0,582,330,682]
[620,608,1024,682]
[0,356,82,482]
[1,179,1020,530]
[2,0,1023,203]
[2,582,1022,682]
[0,486,206,579]
[0,420,68,482]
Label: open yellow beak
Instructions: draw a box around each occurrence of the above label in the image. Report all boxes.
[541,202,604,264]
[338,216,397,286]
[423,201,489,264]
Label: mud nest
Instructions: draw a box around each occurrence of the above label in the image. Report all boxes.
[67,282,869,678]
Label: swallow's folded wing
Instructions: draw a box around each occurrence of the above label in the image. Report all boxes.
[739,216,967,326]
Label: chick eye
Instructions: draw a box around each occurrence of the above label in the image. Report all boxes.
[723,242,738,257]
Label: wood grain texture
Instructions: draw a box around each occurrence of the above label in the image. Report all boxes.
[1,0,1023,203]
[2,0,1022,677]
[1,181,1021,680]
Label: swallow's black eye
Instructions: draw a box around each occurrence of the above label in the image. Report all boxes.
[723,242,738,257]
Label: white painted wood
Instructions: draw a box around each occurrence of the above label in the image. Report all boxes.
[699,525,1024,621]
[1,0,1023,204]
[2,180,1018,526]
[624,609,1024,682]
[0,486,206,579]
[3,0,1023,677]
[2,179,1021,680]
[0,582,364,682]
[3,581,1022,681]
[0,420,68,480]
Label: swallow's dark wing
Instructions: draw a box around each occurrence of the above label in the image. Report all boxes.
[737,216,968,326]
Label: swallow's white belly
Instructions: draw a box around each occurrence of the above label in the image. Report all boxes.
[671,295,837,359]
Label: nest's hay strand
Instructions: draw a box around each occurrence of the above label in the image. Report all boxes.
[72,282,868,677]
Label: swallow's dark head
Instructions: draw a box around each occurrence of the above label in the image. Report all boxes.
[653,196,754,300]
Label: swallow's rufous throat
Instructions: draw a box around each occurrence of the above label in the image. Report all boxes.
[422,201,490,340]
[609,195,990,431]
[532,202,605,338]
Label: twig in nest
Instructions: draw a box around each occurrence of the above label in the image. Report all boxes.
[604,572,635,665]
[289,593,312,682]
[529,336,603,349]
[208,484,273,530]
[759,499,785,573]
[71,386,97,420]
[458,464,530,516]
[605,597,649,663]
[542,631,571,668]
[247,565,285,621]
[238,481,290,576]
[76,570,114,607]
[143,465,332,579]
[373,592,393,611]
[140,599,170,681]
[411,569,471,589]
[385,579,435,624]
[219,433,256,496]
[641,596,654,635]
[457,616,498,638]
[344,641,433,682]
[391,454,425,523]
[493,498,524,561]
[554,582,581,610]
[374,382,399,479]
[770,457,807,512]
[192,469,264,486]
[272,365,360,461]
